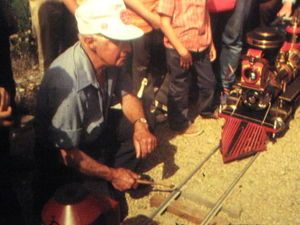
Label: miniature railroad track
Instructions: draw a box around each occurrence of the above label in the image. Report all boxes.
[141,144,261,225]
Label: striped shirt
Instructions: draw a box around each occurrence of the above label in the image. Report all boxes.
[157,0,212,52]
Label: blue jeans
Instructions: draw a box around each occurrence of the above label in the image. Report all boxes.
[219,0,256,89]
[166,48,216,131]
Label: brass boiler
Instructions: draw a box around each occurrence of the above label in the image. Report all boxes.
[269,17,300,133]
[246,27,285,63]
[275,18,300,89]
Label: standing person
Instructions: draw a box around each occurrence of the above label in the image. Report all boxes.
[0,3,25,225]
[33,0,157,221]
[28,0,78,70]
[123,0,164,130]
[218,0,257,103]
[157,0,217,135]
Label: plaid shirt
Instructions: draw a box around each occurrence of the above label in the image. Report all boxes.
[157,0,212,52]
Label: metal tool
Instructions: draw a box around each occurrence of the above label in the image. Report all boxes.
[136,179,175,189]
[137,77,148,98]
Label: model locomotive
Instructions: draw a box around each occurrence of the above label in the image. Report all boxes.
[219,16,300,162]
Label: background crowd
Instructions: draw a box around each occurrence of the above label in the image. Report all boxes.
[0,0,298,224]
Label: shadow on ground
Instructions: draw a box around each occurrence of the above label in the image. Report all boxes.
[137,122,180,179]
[122,214,159,225]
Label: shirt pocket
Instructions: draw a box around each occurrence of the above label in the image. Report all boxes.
[51,127,82,150]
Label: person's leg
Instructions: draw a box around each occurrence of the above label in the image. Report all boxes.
[166,48,191,131]
[0,21,23,223]
[32,140,77,223]
[131,31,156,130]
[219,0,256,90]
[0,128,25,225]
[38,1,64,69]
[132,33,151,93]
[62,4,78,52]
[0,183,25,225]
[148,30,167,80]
[103,109,139,220]
[29,0,46,71]
[192,51,217,116]
[105,109,140,171]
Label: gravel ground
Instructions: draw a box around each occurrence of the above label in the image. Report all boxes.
[122,108,300,225]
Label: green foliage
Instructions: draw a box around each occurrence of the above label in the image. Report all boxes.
[6,0,37,64]
[9,0,31,32]
[10,30,37,61]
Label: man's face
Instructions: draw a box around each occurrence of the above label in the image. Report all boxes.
[92,35,131,67]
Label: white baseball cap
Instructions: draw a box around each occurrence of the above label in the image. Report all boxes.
[75,0,144,40]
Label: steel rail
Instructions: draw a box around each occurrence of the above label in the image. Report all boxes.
[142,144,220,225]
[200,152,260,225]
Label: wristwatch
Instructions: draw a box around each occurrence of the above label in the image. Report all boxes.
[134,117,148,125]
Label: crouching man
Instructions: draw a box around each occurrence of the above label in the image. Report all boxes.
[33,0,157,221]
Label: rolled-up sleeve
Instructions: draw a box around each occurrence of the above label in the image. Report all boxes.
[37,66,84,150]
[50,90,83,150]
[157,0,174,17]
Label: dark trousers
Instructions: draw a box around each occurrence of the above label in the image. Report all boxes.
[33,109,138,223]
[38,1,78,69]
[166,48,216,131]
[0,6,23,224]
[131,30,166,130]
[0,128,25,225]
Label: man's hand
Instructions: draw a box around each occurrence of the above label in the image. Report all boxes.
[0,87,13,127]
[277,2,293,18]
[60,148,141,192]
[179,48,192,70]
[121,94,157,158]
[133,122,157,158]
[110,168,141,191]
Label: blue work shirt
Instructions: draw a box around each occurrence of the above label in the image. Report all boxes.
[35,42,132,151]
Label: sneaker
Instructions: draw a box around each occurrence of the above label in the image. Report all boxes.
[178,123,203,136]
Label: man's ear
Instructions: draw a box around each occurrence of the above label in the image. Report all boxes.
[83,36,96,52]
